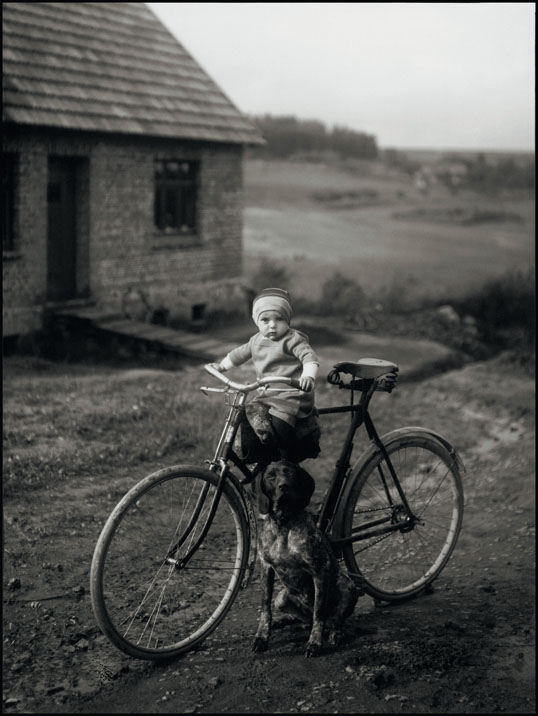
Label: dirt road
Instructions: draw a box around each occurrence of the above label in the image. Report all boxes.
[2,352,535,714]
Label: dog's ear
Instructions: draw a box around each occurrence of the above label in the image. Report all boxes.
[295,465,315,511]
[255,470,271,515]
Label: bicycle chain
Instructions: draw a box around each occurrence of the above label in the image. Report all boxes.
[353,503,402,554]
[355,503,401,513]
[353,529,393,554]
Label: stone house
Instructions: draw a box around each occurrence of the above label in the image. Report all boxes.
[2,2,263,338]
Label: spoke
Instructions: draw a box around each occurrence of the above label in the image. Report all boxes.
[142,564,176,647]
[415,473,454,519]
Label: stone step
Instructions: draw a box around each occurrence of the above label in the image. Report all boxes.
[51,308,230,361]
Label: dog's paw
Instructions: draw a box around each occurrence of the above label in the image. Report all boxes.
[252,637,269,653]
[327,629,342,646]
[304,641,322,658]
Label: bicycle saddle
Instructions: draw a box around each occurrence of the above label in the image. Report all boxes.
[333,358,399,380]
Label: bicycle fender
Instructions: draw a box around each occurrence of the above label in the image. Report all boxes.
[380,426,466,474]
[353,426,465,478]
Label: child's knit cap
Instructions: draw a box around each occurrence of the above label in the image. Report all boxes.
[252,287,292,324]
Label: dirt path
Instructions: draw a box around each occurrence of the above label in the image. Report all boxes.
[2,353,535,714]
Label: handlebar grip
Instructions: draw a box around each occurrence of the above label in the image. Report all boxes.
[204,363,230,385]
[289,378,312,392]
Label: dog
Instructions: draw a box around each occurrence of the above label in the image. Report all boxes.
[252,460,359,657]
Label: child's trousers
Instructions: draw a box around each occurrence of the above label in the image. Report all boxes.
[270,415,297,461]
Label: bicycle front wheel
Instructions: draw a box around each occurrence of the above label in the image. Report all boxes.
[340,432,463,602]
[90,465,249,660]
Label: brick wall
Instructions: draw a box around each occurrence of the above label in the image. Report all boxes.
[3,137,48,335]
[3,128,248,336]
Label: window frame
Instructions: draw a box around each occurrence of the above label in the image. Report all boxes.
[153,159,199,241]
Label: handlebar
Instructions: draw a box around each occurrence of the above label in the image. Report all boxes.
[202,363,305,394]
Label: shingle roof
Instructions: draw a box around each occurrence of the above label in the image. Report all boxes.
[2,2,264,144]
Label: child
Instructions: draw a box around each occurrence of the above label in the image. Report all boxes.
[213,287,319,460]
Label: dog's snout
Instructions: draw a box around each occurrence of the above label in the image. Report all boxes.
[276,481,289,494]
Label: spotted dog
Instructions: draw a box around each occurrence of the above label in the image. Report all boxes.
[252,460,359,657]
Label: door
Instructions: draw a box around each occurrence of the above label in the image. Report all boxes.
[47,157,77,301]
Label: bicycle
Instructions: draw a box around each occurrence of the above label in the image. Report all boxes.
[90,358,464,660]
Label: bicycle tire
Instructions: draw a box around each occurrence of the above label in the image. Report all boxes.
[339,430,463,602]
[90,465,249,660]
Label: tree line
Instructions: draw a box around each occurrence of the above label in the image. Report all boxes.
[248,114,378,159]
[460,153,535,193]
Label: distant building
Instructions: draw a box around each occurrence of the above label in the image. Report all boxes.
[2,2,263,337]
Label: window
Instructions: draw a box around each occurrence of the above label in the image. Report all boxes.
[154,160,198,235]
[2,153,17,252]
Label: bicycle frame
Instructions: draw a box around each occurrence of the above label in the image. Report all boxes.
[185,371,417,568]
[316,379,418,547]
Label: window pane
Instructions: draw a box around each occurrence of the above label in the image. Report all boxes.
[164,188,178,229]
[165,161,180,177]
[181,186,196,229]
[154,185,164,229]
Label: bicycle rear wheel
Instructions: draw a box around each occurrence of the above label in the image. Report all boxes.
[340,432,463,602]
[90,465,249,660]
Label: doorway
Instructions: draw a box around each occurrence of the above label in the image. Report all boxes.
[47,157,79,302]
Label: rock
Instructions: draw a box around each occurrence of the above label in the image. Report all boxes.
[46,686,64,695]
[3,697,21,706]
[8,578,21,591]
[437,305,460,326]
[372,667,395,690]
[385,694,409,702]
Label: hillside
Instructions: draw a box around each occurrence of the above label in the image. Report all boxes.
[242,157,535,306]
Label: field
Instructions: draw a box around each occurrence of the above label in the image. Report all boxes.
[242,157,535,305]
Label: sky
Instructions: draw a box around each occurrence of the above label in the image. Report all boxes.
[147,3,535,152]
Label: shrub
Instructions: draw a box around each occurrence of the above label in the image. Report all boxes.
[318,272,366,319]
[454,268,535,348]
[379,272,424,313]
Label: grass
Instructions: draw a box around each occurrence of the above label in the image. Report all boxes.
[2,360,227,497]
[1,321,456,503]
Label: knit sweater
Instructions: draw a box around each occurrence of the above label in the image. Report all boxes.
[223,328,319,419]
